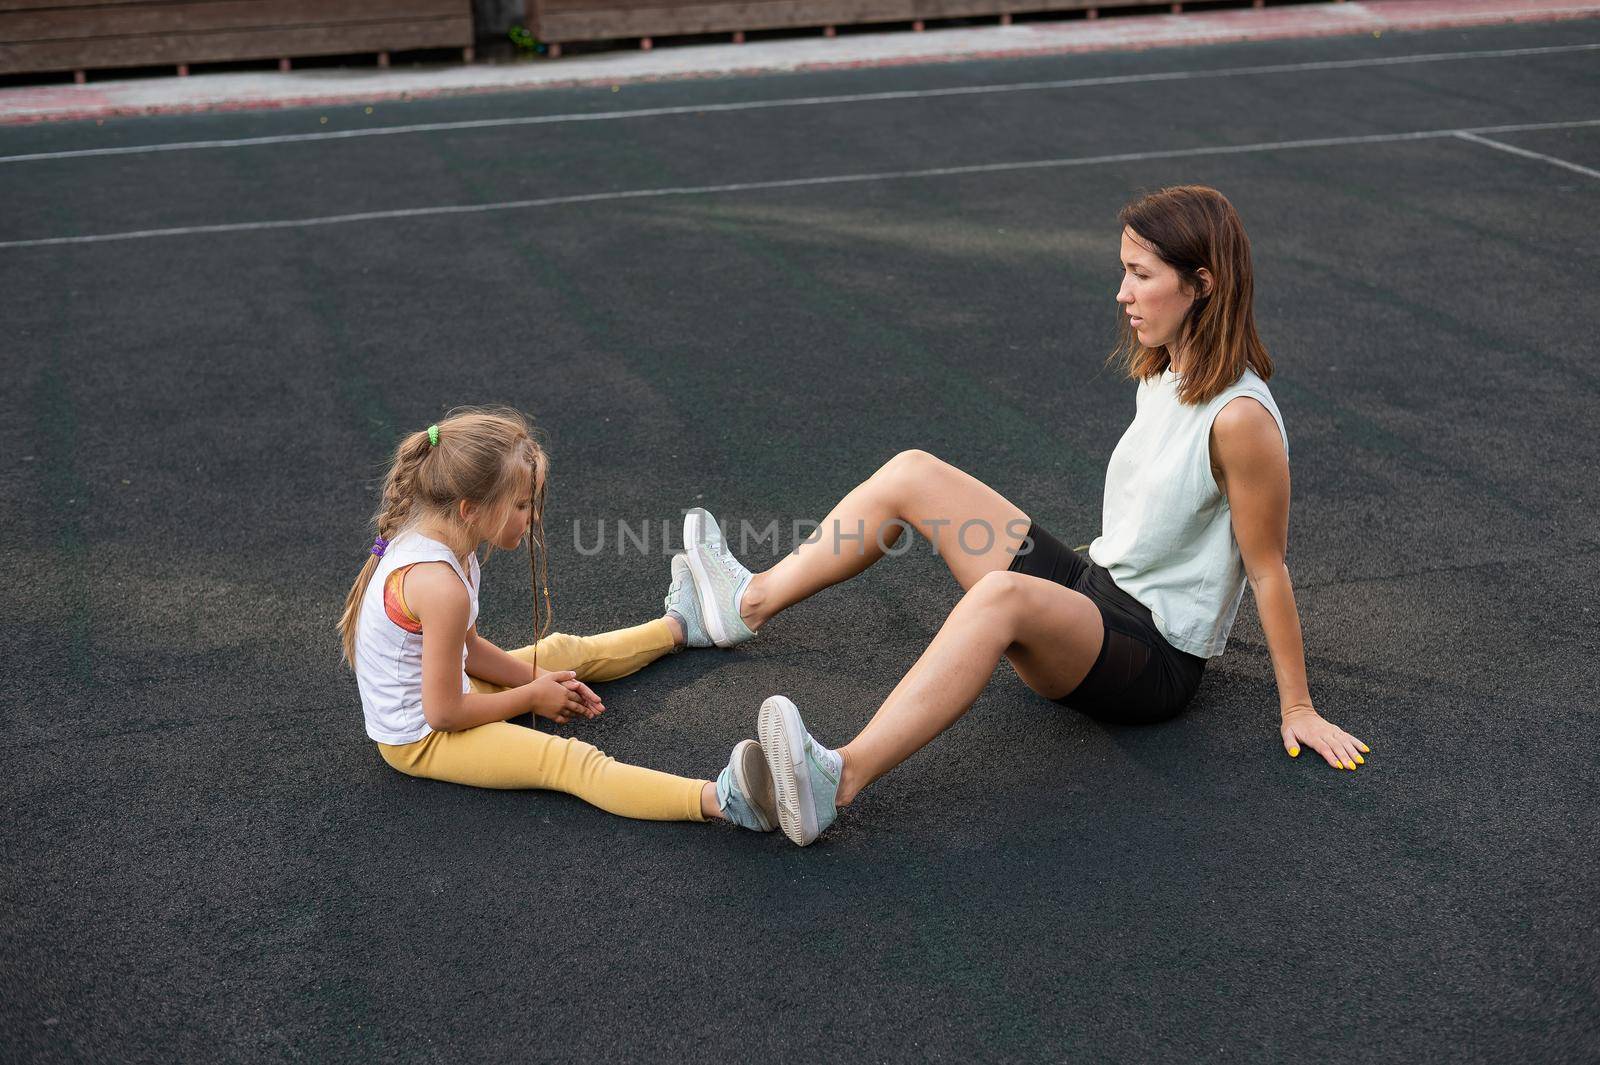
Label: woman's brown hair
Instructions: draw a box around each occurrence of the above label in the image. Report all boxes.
[1107,185,1274,405]
[336,406,552,670]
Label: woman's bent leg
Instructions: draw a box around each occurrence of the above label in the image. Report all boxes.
[378,722,707,821]
[835,571,1104,805]
[742,450,1032,630]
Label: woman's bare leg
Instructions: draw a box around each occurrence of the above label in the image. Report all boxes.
[740,450,1032,630]
[832,571,1106,805]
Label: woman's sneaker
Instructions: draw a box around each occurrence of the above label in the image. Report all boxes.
[716,739,777,832]
[664,554,713,649]
[683,507,758,649]
[757,696,842,847]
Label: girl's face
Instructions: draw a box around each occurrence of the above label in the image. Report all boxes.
[487,482,536,551]
[474,464,537,552]
[1116,227,1208,354]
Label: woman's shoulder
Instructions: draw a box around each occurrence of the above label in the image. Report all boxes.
[1212,393,1280,439]
[1209,367,1281,414]
[1237,366,1274,391]
[1212,376,1288,454]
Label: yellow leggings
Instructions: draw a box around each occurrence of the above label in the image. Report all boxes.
[377,620,708,822]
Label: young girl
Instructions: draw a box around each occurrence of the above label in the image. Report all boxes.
[336,407,776,832]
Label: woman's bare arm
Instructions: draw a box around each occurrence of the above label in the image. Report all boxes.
[1213,398,1370,770]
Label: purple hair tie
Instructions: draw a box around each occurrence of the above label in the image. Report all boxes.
[371,536,389,558]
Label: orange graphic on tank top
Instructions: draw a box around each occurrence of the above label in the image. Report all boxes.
[383,565,423,634]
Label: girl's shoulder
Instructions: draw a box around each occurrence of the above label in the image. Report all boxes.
[400,561,472,630]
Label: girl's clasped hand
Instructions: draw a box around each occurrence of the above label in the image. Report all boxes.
[529,670,605,725]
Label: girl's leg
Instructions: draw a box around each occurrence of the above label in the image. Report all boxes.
[500,619,676,683]
[741,450,1032,630]
[833,570,1104,805]
[378,722,710,821]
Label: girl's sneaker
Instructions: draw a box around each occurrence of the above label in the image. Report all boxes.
[664,554,713,649]
[716,739,777,832]
[682,507,758,649]
[757,696,842,847]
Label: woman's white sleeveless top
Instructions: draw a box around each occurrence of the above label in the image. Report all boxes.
[353,530,479,744]
[1088,367,1287,659]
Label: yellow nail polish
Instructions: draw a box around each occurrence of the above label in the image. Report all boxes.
[1289,747,1300,757]
[1355,754,1365,765]
[1344,761,1355,770]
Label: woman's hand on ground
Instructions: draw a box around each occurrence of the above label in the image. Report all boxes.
[527,671,593,724]
[1280,706,1370,770]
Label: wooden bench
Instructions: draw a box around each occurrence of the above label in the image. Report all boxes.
[0,0,475,81]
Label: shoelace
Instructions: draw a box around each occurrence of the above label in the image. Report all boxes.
[709,539,746,583]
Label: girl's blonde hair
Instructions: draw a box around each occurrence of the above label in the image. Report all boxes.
[336,406,552,670]
[1106,185,1274,405]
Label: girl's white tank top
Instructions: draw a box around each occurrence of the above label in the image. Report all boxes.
[1088,366,1287,659]
[353,530,480,744]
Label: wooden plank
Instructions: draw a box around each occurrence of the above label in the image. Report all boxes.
[533,0,1158,38]
[0,0,170,11]
[0,17,472,74]
[538,0,900,34]
[2,1,468,43]
[911,0,1127,17]
[539,0,851,13]
[541,0,1127,13]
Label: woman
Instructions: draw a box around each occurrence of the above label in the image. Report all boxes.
[681,185,1370,847]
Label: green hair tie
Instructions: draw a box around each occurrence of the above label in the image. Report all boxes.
[427,425,439,448]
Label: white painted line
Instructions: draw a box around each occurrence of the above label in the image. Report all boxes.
[2,118,1596,251]
[2,43,1597,166]
[1453,129,1600,179]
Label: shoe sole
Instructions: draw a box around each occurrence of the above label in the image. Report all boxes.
[683,508,734,649]
[758,695,817,846]
[729,738,777,832]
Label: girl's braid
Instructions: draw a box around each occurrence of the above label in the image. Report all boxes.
[376,433,432,539]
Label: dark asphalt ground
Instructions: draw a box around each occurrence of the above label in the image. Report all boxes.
[3,16,1599,1063]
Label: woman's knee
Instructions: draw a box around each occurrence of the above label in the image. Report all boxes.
[955,570,1030,629]
[879,448,939,481]
[873,448,946,506]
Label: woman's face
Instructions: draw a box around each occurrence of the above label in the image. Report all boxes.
[1116,227,1206,353]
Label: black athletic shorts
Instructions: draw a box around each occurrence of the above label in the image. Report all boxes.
[1007,522,1207,725]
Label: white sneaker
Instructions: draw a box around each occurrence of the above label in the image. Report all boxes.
[757,695,842,847]
[682,507,758,649]
[663,554,713,649]
[716,739,778,832]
